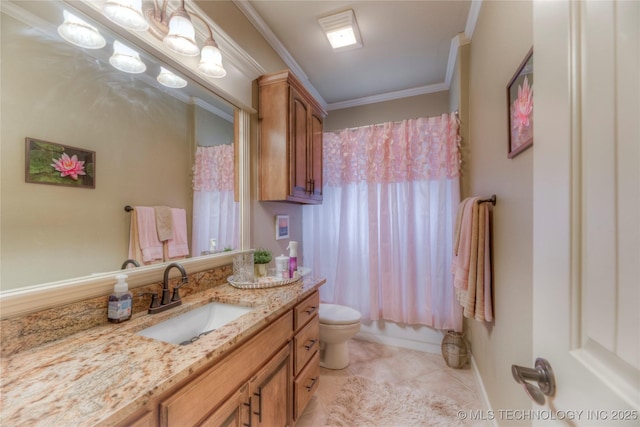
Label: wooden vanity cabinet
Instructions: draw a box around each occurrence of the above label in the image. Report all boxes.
[292,291,320,421]
[113,291,322,427]
[258,70,326,204]
[158,311,293,427]
[202,344,290,427]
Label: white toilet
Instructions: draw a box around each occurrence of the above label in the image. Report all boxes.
[319,303,362,369]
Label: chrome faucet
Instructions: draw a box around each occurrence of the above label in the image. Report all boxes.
[146,262,189,314]
[121,259,140,269]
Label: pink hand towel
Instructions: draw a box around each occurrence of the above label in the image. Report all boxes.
[131,206,163,263]
[167,208,189,259]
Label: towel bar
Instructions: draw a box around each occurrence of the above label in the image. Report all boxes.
[479,195,497,206]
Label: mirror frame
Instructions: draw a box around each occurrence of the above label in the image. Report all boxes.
[0,0,253,318]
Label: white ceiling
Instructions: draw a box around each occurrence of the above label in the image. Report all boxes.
[235,0,479,111]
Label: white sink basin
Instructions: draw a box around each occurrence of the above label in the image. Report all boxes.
[137,302,253,345]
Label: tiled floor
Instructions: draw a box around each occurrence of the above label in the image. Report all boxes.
[297,338,487,426]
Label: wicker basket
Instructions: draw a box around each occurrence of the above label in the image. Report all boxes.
[441,330,469,369]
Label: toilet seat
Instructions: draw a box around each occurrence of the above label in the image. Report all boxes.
[319,304,361,325]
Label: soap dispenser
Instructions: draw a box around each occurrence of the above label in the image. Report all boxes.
[108,274,132,323]
[287,241,298,279]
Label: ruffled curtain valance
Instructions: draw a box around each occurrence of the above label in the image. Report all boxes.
[323,112,461,187]
[192,145,234,192]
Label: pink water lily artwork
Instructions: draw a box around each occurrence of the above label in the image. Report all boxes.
[507,48,534,158]
[52,153,86,180]
[512,76,533,135]
[25,137,95,188]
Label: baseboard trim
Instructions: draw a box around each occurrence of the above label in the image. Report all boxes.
[470,354,499,427]
[354,330,442,354]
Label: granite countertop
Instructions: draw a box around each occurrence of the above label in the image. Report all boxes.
[0,276,325,426]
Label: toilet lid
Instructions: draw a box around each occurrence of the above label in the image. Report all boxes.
[319,304,362,325]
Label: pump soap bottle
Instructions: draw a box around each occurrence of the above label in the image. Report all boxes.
[108,274,133,323]
[287,241,298,279]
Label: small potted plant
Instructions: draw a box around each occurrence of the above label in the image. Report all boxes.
[253,248,272,277]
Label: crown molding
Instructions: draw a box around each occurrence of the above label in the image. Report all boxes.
[326,82,448,111]
[232,0,327,110]
[192,97,235,122]
[465,0,483,40]
[445,32,471,87]
[235,0,481,111]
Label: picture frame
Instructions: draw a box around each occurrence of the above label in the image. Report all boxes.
[507,47,534,158]
[275,215,290,240]
[25,137,95,188]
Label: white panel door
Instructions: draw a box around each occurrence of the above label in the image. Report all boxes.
[532,0,639,424]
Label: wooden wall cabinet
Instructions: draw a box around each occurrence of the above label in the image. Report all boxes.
[258,70,326,204]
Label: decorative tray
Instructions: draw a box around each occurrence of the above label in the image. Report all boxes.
[227,275,302,289]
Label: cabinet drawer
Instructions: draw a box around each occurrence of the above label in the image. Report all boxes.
[294,291,319,331]
[293,351,320,421]
[293,315,319,376]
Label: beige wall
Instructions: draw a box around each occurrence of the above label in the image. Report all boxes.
[466,0,533,420]
[324,91,450,131]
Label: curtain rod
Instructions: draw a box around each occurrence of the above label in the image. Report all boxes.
[325,110,459,133]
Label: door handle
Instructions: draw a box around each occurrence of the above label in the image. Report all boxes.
[511,358,555,405]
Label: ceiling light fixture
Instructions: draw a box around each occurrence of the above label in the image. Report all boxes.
[57,10,106,49]
[157,66,188,88]
[318,9,363,51]
[109,40,146,74]
[102,0,227,77]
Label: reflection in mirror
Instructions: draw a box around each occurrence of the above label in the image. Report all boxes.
[0,1,240,291]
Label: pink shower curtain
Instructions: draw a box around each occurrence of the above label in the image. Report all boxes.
[302,113,463,331]
[192,145,239,255]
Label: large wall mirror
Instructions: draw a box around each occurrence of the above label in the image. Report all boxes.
[0,0,249,301]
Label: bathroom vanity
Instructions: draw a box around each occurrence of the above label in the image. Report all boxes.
[0,276,324,426]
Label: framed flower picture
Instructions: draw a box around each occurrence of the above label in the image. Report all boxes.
[25,137,95,188]
[507,47,533,158]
